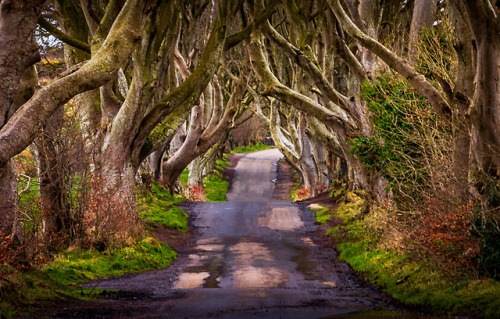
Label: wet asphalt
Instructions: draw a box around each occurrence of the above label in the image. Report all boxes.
[41,149,431,318]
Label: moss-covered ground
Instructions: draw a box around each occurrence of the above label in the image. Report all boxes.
[203,158,232,202]
[137,181,188,231]
[318,191,500,318]
[1,182,186,318]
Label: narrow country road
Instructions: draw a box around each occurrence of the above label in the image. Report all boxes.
[37,149,409,318]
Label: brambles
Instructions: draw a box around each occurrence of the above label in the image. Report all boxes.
[292,187,310,201]
[188,184,207,202]
[412,198,481,269]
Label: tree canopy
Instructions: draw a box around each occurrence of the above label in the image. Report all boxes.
[0,0,499,281]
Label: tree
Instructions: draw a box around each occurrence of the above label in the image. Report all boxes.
[0,0,153,242]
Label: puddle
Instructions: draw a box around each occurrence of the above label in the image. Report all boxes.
[183,255,224,288]
[173,272,210,288]
[282,237,318,280]
[258,206,303,230]
[232,266,288,288]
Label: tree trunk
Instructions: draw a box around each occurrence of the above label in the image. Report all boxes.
[459,1,500,212]
[409,0,437,61]
[32,109,71,238]
[449,3,474,200]
[0,160,21,243]
[0,0,46,244]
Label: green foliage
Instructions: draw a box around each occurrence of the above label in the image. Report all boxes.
[337,240,500,318]
[351,75,450,202]
[311,205,330,224]
[203,159,231,202]
[326,191,500,318]
[231,142,270,154]
[137,182,188,232]
[1,238,176,318]
[180,169,189,186]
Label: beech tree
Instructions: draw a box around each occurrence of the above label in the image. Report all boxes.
[0,0,152,242]
[1,0,498,251]
[328,0,498,212]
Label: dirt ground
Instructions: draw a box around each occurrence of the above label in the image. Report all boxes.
[20,150,433,319]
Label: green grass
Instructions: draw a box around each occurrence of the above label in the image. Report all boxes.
[203,159,231,202]
[318,191,500,318]
[231,142,270,154]
[2,182,184,318]
[137,182,188,231]
[180,169,189,186]
[1,237,176,318]
[337,241,500,318]
[310,205,331,224]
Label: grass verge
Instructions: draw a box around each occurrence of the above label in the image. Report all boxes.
[137,181,188,231]
[319,191,500,318]
[1,182,186,318]
[0,237,176,318]
[231,142,270,154]
[203,158,231,202]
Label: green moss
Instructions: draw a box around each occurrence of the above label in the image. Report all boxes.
[203,159,231,202]
[337,240,500,317]
[1,237,176,318]
[311,205,331,224]
[327,190,500,318]
[137,182,188,232]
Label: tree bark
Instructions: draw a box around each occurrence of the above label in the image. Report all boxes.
[409,0,437,61]
[0,0,46,242]
[0,0,150,166]
[459,2,500,214]
[449,3,474,200]
[328,0,452,119]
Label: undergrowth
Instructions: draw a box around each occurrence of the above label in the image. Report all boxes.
[203,158,231,202]
[0,237,176,318]
[1,181,185,318]
[319,191,500,318]
[137,182,188,231]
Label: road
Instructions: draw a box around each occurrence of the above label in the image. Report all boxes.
[39,149,411,318]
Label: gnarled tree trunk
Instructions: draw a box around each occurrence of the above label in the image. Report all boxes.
[0,0,46,242]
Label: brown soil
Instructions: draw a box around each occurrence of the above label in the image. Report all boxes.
[224,152,243,194]
[272,158,296,201]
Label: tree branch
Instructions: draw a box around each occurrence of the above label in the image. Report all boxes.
[248,30,350,132]
[261,20,351,111]
[328,0,452,118]
[38,17,91,54]
[224,0,279,51]
[0,0,147,165]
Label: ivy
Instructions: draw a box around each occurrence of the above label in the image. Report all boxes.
[350,74,450,201]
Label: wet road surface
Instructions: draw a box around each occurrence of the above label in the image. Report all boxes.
[43,149,415,318]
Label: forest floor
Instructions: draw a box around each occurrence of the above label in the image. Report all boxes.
[20,149,436,319]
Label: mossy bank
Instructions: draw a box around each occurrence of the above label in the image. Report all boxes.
[1,182,187,318]
[315,190,500,318]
